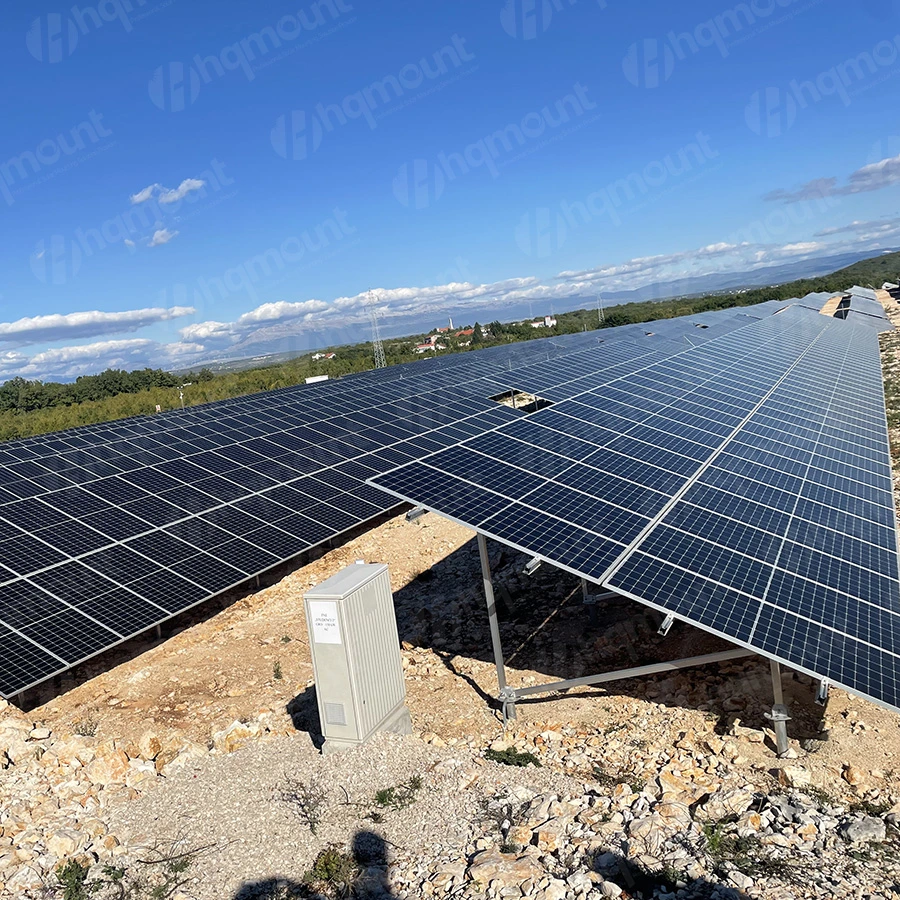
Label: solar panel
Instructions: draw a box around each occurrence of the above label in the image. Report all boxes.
[0,320,632,697]
[370,307,900,715]
[2,298,890,700]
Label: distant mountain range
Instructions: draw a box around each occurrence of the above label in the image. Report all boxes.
[589,250,893,303]
[195,248,894,369]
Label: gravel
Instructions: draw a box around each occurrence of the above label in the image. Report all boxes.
[107,730,582,899]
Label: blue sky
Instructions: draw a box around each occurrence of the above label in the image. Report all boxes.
[3,0,900,379]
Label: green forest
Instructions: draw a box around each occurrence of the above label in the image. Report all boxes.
[1,250,898,442]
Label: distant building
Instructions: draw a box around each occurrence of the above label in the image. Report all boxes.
[530,316,557,328]
[312,352,336,360]
[455,328,474,337]
[414,343,434,354]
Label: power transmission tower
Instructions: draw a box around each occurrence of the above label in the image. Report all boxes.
[366,291,386,369]
[597,293,605,325]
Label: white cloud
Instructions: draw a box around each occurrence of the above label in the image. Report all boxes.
[149,228,178,247]
[12,226,900,382]
[130,184,159,204]
[815,218,900,239]
[124,239,136,248]
[0,306,195,348]
[131,178,206,206]
[158,178,206,204]
[765,154,900,203]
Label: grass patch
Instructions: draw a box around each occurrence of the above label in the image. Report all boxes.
[702,823,795,881]
[374,775,423,811]
[303,846,359,898]
[485,747,541,767]
[273,661,283,680]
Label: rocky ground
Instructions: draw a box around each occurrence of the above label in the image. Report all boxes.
[1,296,900,898]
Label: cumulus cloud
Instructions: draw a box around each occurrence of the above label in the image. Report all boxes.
[130,184,158,204]
[0,338,205,381]
[131,178,206,205]
[149,228,178,247]
[158,178,206,204]
[765,155,900,202]
[12,227,900,382]
[0,306,195,348]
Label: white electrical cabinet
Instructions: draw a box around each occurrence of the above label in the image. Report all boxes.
[304,563,411,754]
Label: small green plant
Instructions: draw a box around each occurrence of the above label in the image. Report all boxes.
[54,839,207,900]
[55,859,92,900]
[73,716,99,738]
[280,635,292,643]
[373,774,423,811]
[273,660,283,680]
[303,846,359,898]
[485,747,541,767]
[702,822,796,881]
[849,798,892,817]
[276,775,327,834]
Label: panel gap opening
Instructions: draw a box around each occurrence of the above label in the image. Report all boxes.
[489,389,554,414]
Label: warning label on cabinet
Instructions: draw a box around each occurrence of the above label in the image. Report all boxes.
[309,601,342,644]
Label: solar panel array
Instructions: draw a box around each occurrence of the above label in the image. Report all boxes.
[0,305,769,698]
[371,303,900,714]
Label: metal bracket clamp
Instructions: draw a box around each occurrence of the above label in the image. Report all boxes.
[815,679,830,706]
[765,703,792,757]
[499,686,518,724]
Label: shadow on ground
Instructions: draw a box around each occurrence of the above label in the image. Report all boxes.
[286,529,827,744]
[229,832,752,899]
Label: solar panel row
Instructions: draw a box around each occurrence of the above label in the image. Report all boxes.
[371,304,900,714]
[0,304,768,697]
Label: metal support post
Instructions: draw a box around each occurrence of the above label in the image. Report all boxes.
[155,625,162,639]
[477,532,516,722]
[765,659,791,757]
[581,578,589,602]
